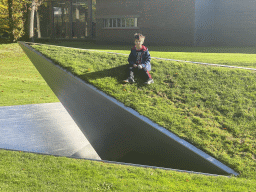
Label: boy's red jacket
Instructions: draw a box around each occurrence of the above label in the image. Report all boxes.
[128,45,151,71]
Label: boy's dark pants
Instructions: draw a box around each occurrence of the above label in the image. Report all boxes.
[127,66,152,81]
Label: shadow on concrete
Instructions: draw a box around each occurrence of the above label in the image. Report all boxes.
[0,103,101,160]
[118,151,204,172]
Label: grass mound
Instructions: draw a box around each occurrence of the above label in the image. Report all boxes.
[40,41,256,68]
[31,44,256,179]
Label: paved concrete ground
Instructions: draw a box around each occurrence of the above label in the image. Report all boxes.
[0,102,101,160]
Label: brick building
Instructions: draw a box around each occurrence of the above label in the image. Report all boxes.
[96,0,196,46]
[195,0,256,46]
[37,0,256,46]
[37,0,95,40]
[96,0,256,46]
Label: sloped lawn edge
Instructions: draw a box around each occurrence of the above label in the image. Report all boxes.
[30,43,256,179]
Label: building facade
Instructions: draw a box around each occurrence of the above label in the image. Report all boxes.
[96,0,196,46]
[37,0,95,40]
[96,0,256,46]
[37,0,256,46]
[195,0,256,46]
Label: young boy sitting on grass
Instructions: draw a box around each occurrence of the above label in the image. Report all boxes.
[123,33,154,85]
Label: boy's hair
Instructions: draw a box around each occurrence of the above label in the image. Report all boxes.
[134,33,145,42]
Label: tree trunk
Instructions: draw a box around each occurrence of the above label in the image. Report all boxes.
[22,2,30,41]
[29,0,36,42]
[36,10,41,38]
[7,0,14,42]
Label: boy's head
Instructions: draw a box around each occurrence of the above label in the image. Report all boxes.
[134,33,145,44]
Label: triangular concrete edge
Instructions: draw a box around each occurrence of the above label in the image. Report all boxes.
[18,41,239,176]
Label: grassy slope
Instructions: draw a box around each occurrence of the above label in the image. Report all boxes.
[0,43,255,191]
[31,43,256,180]
[42,41,256,68]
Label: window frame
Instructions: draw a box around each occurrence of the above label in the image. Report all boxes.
[103,17,139,29]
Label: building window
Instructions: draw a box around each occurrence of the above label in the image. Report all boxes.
[117,18,121,27]
[134,18,137,27]
[109,18,113,27]
[103,17,138,28]
[126,18,134,27]
[113,18,117,27]
[121,18,126,27]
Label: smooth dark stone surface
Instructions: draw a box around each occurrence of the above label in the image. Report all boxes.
[0,102,101,160]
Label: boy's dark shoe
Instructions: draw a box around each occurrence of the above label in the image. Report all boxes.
[123,77,135,83]
[144,78,154,85]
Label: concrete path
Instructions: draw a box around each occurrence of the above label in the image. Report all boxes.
[0,102,101,160]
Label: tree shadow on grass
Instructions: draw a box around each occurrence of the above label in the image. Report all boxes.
[0,38,11,44]
[78,65,150,87]
[78,65,127,82]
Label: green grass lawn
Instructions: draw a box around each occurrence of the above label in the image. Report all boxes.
[40,41,256,68]
[1,149,254,192]
[31,43,256,178]
[0,43,59,106]
[0,43,256,191]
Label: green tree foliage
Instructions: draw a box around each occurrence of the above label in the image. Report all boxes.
[0,0,95,42]
[0,0,31,42]
[0,0,9,34]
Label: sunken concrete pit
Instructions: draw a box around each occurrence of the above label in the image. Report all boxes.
[18,41,238,176]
